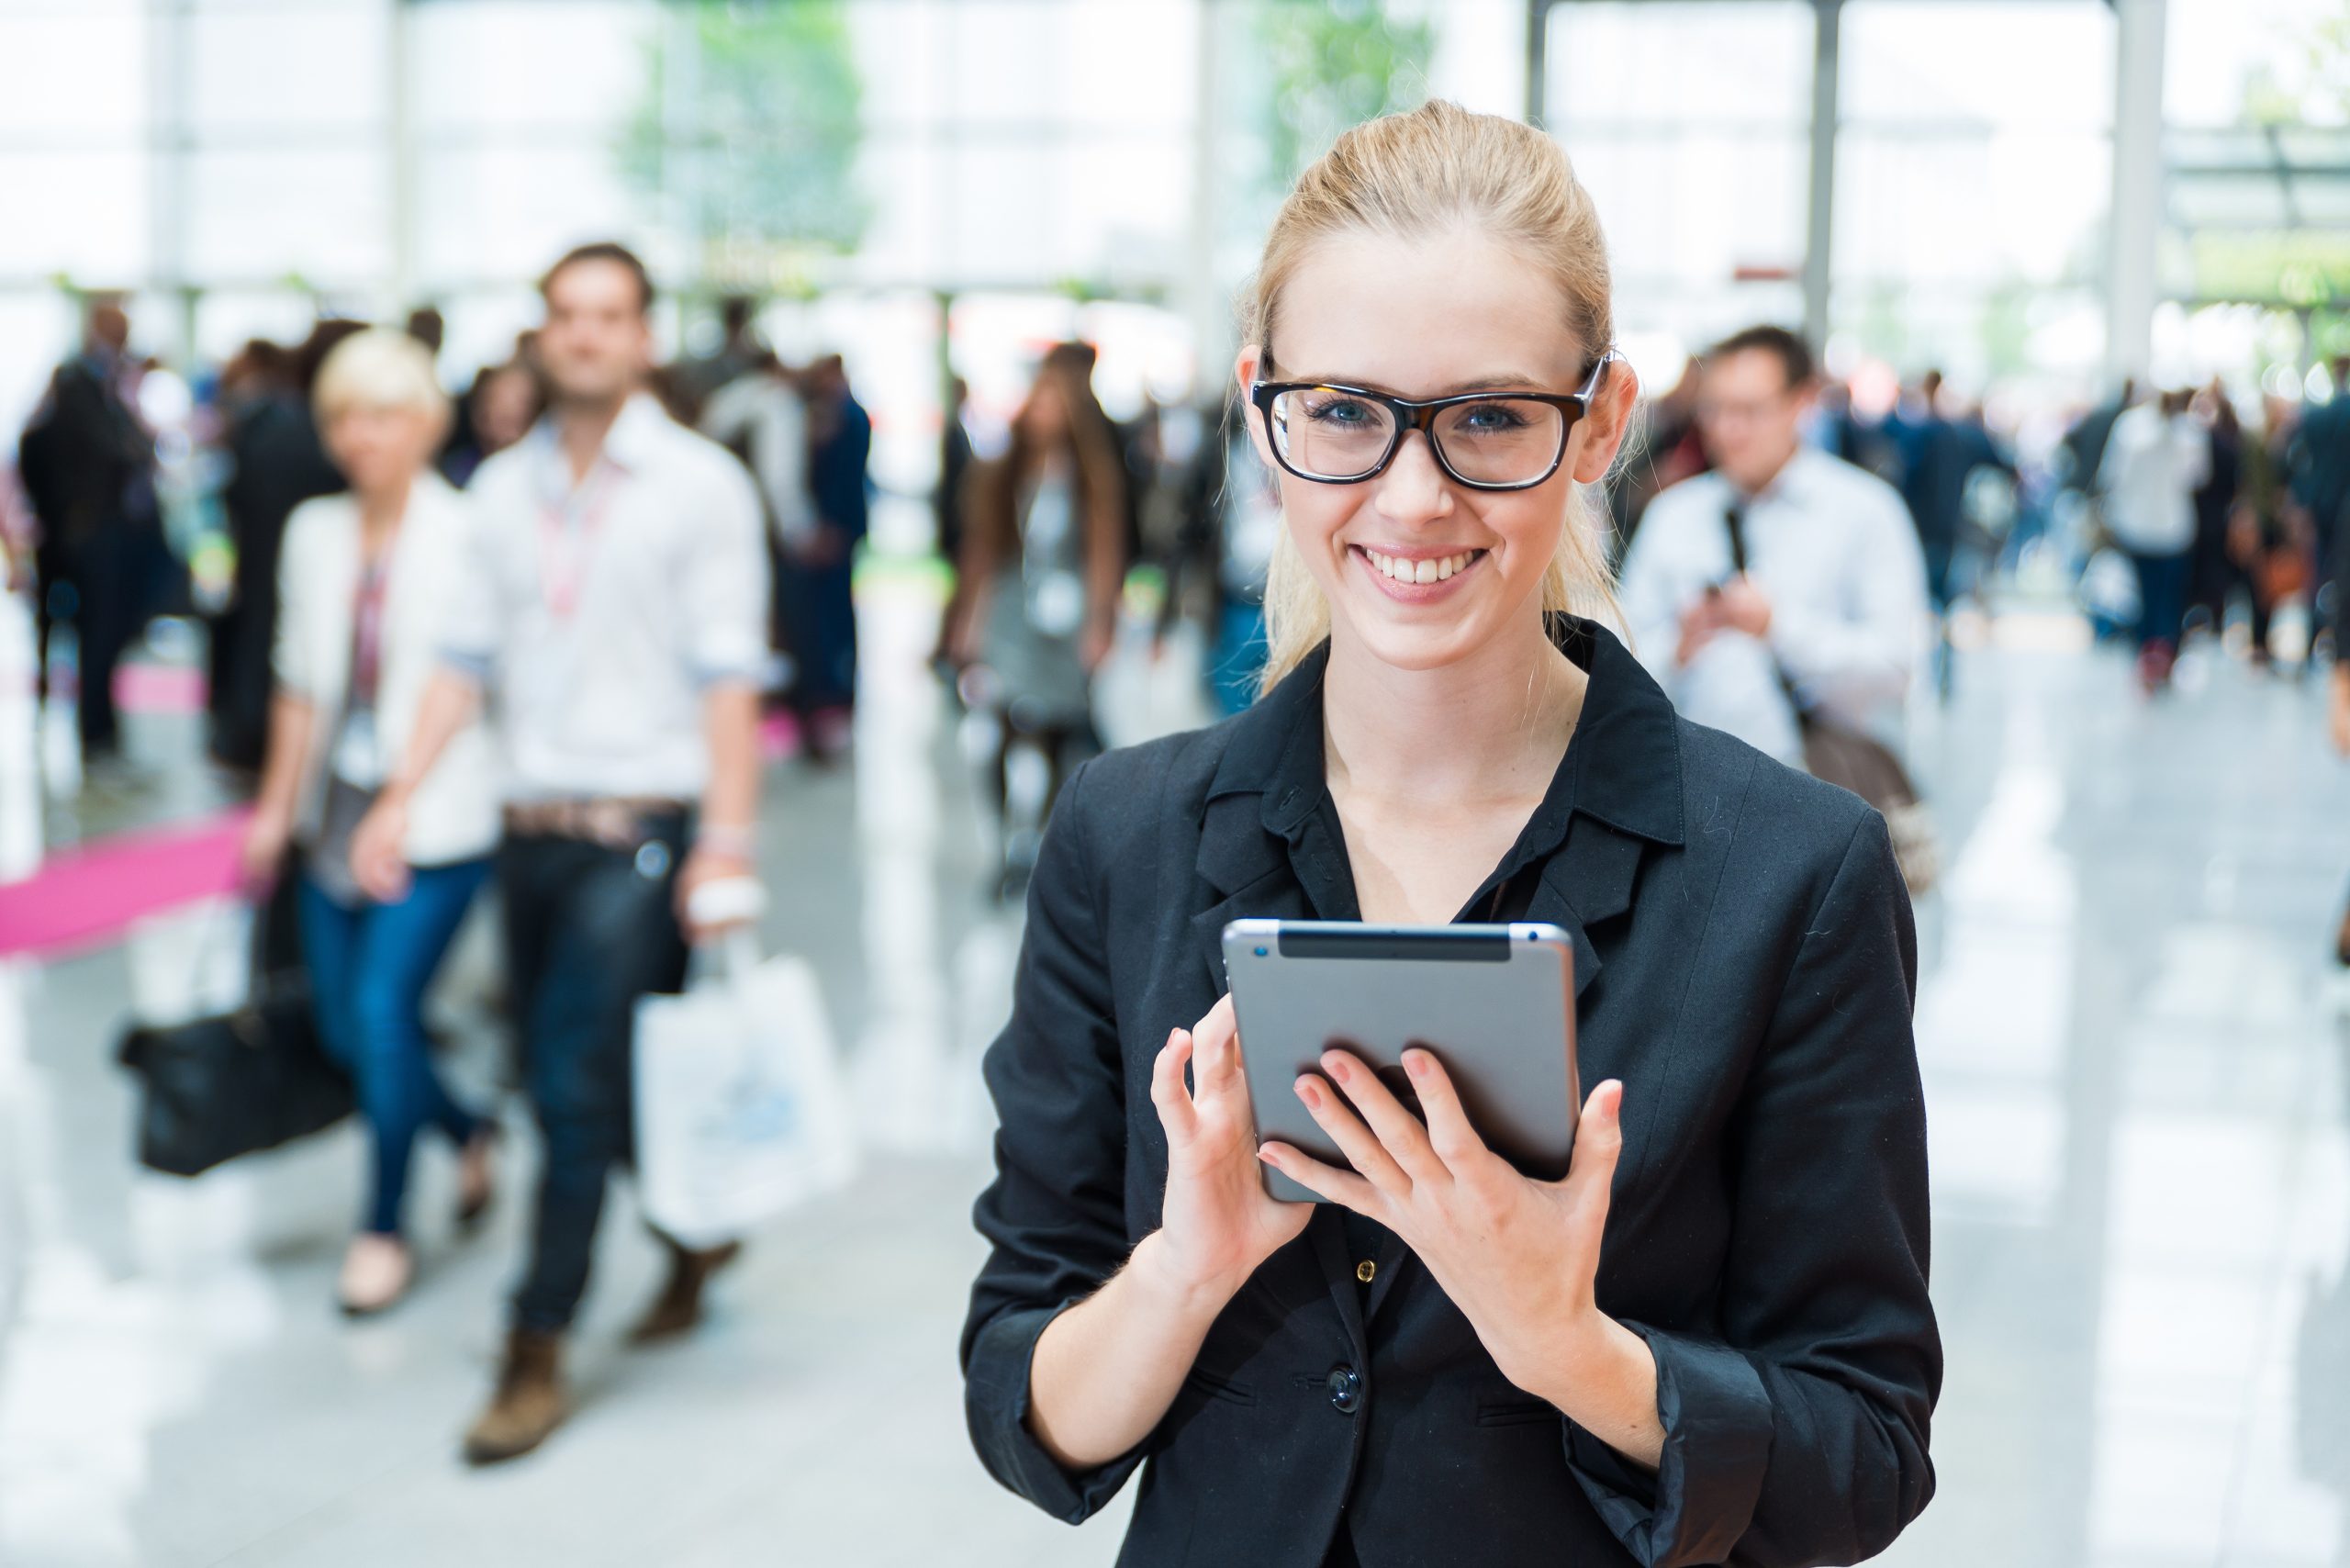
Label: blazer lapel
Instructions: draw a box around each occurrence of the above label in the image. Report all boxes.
[1522,812,1646,1006]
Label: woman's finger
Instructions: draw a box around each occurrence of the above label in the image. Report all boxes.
[1257,1141,1379,1214]
[1191,994,1241,1090]
[1319,1048,1449,1189]
[1295,1070,1414,1199]
[1148,1029,1198,1142]
[1403,1047,1498,1179]
[1561,1079,1625,1199]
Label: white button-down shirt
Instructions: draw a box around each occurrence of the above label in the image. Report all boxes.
[1617,446,1929,767]
[441,394,768,802]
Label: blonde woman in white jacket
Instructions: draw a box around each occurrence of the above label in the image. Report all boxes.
[241,329,505,1316]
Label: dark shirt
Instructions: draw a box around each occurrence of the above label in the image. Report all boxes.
[963,618,1940,1568]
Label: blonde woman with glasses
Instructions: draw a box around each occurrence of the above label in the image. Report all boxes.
[243,328,501,1316]
[963,101,1939,1567]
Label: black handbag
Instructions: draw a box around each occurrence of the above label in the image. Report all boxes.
[1723,503,1941,897]
[115,896,353,1178]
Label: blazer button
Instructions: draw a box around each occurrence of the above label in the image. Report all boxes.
[1326,1365,1363,1415]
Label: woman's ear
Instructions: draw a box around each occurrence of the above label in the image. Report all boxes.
[1233,342,1277,469]
[1569,359,1642,484]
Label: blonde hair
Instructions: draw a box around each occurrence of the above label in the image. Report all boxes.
[1240,99,1625,694]
[312,328,452,436]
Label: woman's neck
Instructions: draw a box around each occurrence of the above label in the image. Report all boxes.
[354,476,413,555]
[1321,612,1587,811]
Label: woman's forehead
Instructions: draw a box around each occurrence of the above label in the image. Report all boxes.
[1272,229,1586,392]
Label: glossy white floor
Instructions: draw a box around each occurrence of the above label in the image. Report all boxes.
[3,579,2348,1567]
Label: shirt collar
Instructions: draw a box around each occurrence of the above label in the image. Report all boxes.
[1737,443,1821,511]
[528,391,669,498]
[1205,615,1686,850]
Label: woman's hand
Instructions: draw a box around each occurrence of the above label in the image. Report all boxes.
[1142,994,1314,1305]
[348,791,413,902]
[239,803,294,890]
[1259,1047,1632,1406]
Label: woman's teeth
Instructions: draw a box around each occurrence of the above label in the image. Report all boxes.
[1360,547,1482,584]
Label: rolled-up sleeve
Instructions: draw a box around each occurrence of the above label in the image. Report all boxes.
[683,461,770,688]
[1567,810,1941,1566]
[436,498,500,688]
[960,761,1146,1522]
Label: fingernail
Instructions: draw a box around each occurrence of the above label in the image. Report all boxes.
[1322,1054,1349,1081]
[1296,1079,1320,1108]
[1406,1050,1429,1078]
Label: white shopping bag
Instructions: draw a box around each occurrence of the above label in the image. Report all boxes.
[633,928,858,1249]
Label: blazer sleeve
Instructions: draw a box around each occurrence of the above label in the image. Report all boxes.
[960,760,1147,1522]
[1568,810,1941,1567]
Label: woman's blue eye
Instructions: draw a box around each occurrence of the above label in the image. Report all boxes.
[1307,398,1374,426]
[1458,402,1530,433]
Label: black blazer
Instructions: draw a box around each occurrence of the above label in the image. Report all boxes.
[963,620,1940,1568]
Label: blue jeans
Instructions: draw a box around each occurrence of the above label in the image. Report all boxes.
[297,857,493,1238]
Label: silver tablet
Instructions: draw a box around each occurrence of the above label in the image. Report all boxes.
[1221,919,1580,1204]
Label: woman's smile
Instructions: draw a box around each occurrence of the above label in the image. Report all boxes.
[1348,543,1490,601]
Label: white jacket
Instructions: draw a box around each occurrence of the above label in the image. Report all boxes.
[2098,405,2210,556]
[273,475,501,866]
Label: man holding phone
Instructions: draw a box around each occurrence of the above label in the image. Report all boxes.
[350,241,768,1465]
[1617,325,1928,767]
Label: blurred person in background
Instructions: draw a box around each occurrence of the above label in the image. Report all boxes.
[1604,353,1704,566]
[2098,386,2210,693]
[789,352,871,758]
[2294,356,2350,652]
[2235,390,2313,672]
[240,329,502,1317]
[949,343,1125,896]
[2187,380,2245,648]
[1618,325,1928,769]
[350,241,768,1465]
[0,458,34,599]
[670,294,767,423]
[1154,395,1279,716]
[931,374,976,671]
[441,356,542,489]
[1893,371,2014,622]
[699,346,816,691]
[207,319,363,770]
[16,297,161,768]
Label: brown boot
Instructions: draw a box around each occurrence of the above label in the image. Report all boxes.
[462,1329,565,1465]
[628,1237,743,1345]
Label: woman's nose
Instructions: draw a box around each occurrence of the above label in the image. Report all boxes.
[1372,429,1453,525]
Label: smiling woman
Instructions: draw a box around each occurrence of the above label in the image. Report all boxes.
[963,99,1940,1568]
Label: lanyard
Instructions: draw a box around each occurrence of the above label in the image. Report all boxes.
[538,465,616,619]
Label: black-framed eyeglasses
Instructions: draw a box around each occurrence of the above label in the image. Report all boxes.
[1248,352,1617,491]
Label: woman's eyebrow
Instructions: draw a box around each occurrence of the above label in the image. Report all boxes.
[1281,371,1554,398]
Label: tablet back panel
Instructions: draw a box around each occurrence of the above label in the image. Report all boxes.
[1221,920,1578,1203]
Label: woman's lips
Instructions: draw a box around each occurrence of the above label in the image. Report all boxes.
[1350,544,1488,601]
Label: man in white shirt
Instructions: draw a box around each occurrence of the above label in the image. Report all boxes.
[1618,326,1929,768]
[350,242,768,1465]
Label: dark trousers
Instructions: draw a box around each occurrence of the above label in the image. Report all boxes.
[296,857,492,1237]
[2129,549,2190,654]
[498,818,690,1335]
[781,558,858,712]
[38,535,141,754]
